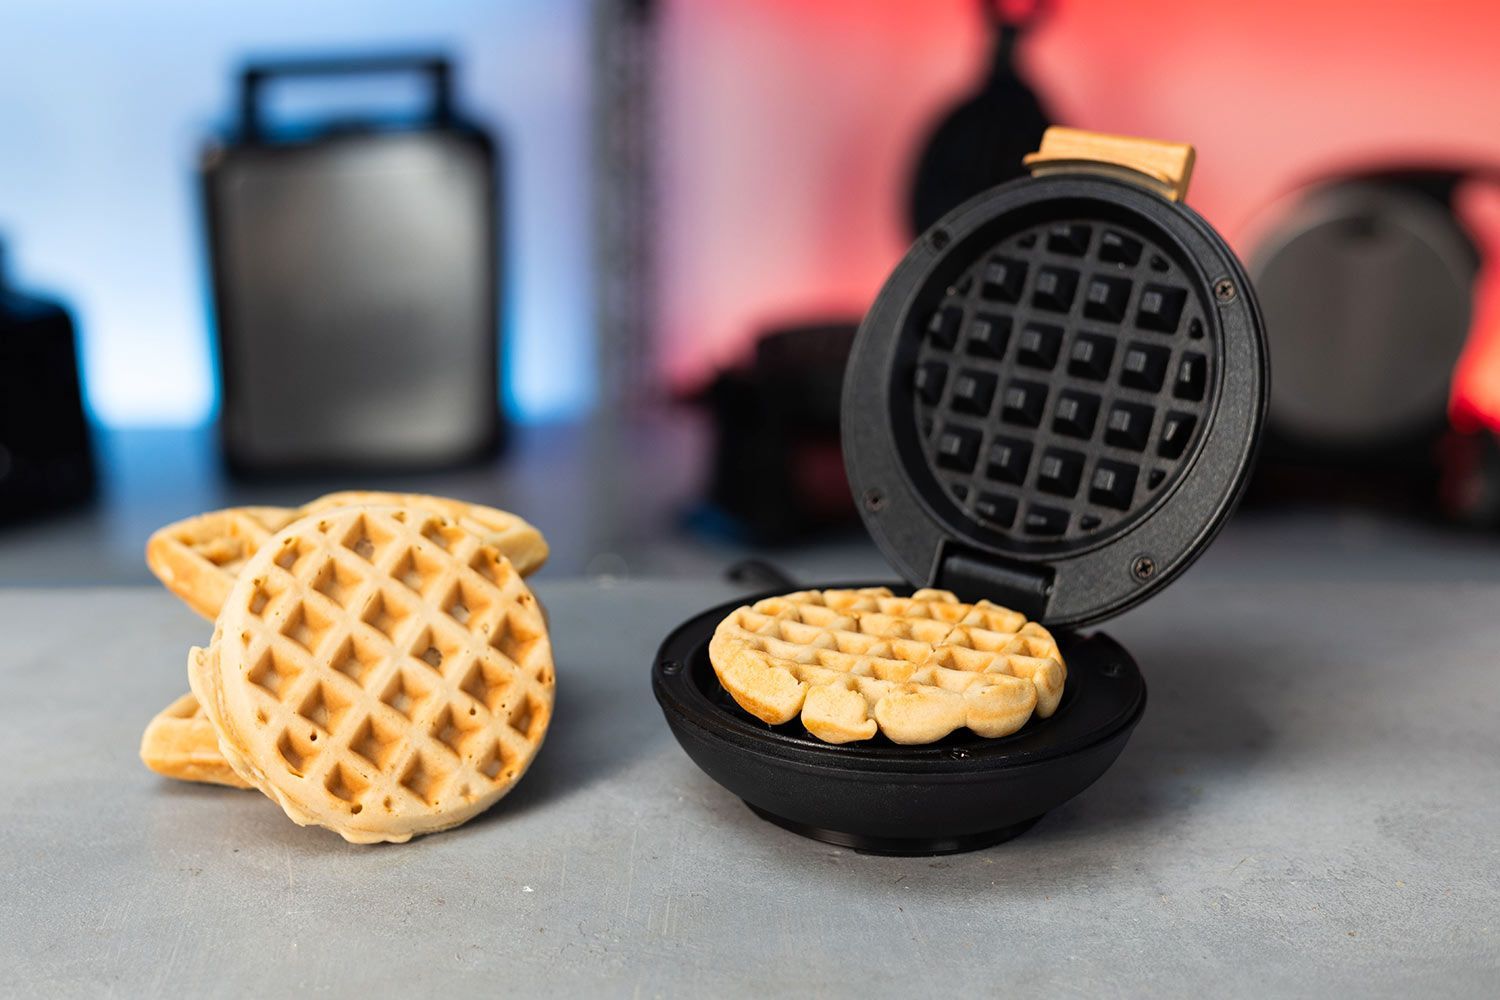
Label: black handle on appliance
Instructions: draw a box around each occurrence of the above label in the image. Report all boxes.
[238,54,454,140]
[723,558,801,592]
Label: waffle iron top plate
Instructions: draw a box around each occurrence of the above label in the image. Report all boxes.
[844,140,1267,625]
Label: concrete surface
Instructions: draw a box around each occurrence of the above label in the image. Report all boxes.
[1,578,1497,997]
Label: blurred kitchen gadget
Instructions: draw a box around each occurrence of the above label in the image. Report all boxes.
[695,322,859,544]
[907,0,1051,236]
[1253,175,1473,449]
[203,54,503,473]
[0,242,94,524]
[1248,169,1500,515]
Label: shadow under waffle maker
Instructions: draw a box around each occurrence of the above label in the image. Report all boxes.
[654,129,1269,856]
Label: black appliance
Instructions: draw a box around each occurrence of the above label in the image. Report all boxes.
[0,247,93,523]
[696,322,859,543]
[203,55,502,473]
[656,129,1268,854]
[907,0,1051,236]
[1248,171,1480,511]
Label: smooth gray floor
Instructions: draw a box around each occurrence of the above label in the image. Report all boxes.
[2,577,1497,997]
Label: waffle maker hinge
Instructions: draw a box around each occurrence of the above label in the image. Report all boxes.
[1022,127,1196,202]
[933,546,1054,619]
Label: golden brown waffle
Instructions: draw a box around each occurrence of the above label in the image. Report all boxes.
[191,505,555,843]
[145,507,298,620]
[139,692,252,789]
[143,494,550,791]
[303,492,549,578]
[709,587,1065,745]
[148,493,547,624]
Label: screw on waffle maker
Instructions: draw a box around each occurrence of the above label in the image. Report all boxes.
[653,129,1269,855]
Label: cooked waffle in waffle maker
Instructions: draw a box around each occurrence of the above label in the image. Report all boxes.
[654,128,1269,855]
[710,587,1065,744]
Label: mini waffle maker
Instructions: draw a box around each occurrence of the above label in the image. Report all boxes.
[654,128,1268,855]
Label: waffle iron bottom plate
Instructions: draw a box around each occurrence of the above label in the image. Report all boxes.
[652,584,1147,856]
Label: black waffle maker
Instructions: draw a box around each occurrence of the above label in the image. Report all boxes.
[653,128,1268,855]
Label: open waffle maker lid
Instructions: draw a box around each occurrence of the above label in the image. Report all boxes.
[654,129,1268,855]
[844,128,1268,625]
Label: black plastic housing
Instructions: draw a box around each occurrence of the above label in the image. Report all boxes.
[654,586,1146,855]
[653,163,1266,855]
[844,174,1267,626]
[0,281,94,523]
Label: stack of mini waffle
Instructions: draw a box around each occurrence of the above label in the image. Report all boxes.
[140,492,554,844]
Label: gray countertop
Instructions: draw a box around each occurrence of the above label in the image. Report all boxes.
[2,577,1497,997]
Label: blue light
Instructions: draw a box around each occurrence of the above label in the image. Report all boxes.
[0,0,594,426]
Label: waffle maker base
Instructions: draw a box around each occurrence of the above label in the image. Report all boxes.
[652,584,1147,856]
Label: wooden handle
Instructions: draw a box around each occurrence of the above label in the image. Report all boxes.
[1022,127,1196,201]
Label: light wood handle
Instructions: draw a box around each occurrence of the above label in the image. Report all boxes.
[1022,127,1196,201]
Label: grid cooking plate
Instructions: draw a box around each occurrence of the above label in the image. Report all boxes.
[903,214,1217,551]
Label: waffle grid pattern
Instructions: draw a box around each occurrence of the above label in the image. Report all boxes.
[146,507,298,619]
[709,588,1065,745]
[302,491,549,578]
[906,216,1218,548]
[213,507,552,836]
[151,494,548,628]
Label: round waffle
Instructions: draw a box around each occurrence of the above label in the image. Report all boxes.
[145,494,551,791]
[191,505,555,843]
[708,587,1064,745]
[139,692,252,789]
[148,493,547,624]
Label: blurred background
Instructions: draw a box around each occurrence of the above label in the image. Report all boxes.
[7,0,1500,586]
